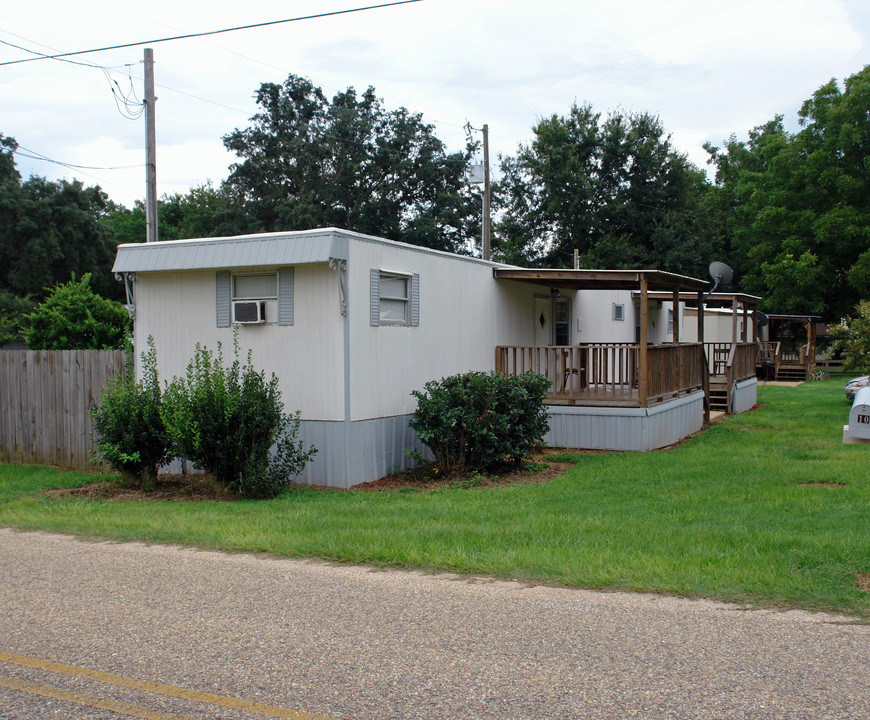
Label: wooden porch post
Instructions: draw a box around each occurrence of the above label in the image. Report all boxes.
[698,290,709,423]
[752,302,758,342]
[731,295,738,344]
[672,286,680,344]
[741,302,748,342]
[639,275,649,408]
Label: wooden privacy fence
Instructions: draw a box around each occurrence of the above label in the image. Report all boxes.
[0,349,126,471]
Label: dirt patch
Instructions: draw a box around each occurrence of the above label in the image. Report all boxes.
[857,573,870,593]
[353,452,574,492]
[799,482,846,489]
[46,474,234,502]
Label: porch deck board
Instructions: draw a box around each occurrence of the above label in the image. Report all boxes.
[546,383,639,406]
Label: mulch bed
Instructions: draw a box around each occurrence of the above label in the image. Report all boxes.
[44,451,575,501]
[48,474,234,502]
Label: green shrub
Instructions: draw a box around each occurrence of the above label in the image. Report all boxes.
[410,371,551,474]
[25,273,130,350]
[829,300,870,372]
[161,336,316,498]
[0,290,36,347]
[90,337,172,487]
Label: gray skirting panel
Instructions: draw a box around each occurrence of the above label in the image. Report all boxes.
[544,391,705,452]
[732,378,758,415]
[293,415,428,489]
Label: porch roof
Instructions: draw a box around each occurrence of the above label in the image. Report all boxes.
[640,291,761,307]
[492,268,707,292]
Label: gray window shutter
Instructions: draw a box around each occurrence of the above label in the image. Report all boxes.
[410,273,420,327]
[370,269,380,326]
[277,266,294,326]
[216,271,231,327]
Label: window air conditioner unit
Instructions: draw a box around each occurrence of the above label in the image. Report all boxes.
[232,300,266,324]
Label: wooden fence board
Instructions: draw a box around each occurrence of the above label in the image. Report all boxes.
[0,349,126,472]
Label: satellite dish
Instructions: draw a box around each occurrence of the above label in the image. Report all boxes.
[703,261,734,300]
[755,310,769,328]
[709,261,733,286]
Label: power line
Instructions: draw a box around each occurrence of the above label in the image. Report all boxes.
[12,145,143,172]
[0,1,423,67]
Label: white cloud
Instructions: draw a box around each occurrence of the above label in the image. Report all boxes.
[2,0,868,205]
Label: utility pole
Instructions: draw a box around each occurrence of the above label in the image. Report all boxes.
[482,123,491,261]
[466,122,492,260]
[144,48,158,243]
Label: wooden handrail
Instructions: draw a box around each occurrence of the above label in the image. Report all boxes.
[495,343,705,406]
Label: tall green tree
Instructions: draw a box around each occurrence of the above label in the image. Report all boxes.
[704,65,870,319]
[223,75,479,253]
[103,183,257,246]
[496,105,717,274]
[0,135,121,301]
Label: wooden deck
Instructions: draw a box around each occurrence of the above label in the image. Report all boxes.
[757,341,814,381]
[495,343,705,408]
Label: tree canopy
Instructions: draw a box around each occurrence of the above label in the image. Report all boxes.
[222,75,479,253]
[495,105,717,276]
[0,135,120,302]
[704,64,870,318]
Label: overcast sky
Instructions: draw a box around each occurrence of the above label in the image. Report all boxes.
[2,0,869,208]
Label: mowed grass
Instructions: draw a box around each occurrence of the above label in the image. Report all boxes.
[1,378,868,617]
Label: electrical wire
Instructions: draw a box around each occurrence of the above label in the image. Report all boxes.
[12,145,143,172]
[0,1,423,67]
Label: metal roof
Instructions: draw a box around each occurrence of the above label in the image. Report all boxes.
[112,229,348,273]
[493,268,708,292]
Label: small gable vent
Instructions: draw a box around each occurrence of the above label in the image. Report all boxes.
[233,300,266,324]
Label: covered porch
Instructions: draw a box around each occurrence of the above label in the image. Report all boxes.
[493,268,714,417]
[757,314,821,381]
[650,291,761,413]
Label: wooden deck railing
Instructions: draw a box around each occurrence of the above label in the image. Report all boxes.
[647,344,705,402]
[704,342,733,376]
[757,340,815,379]
[728,343,758,382]
[495,343,705,407]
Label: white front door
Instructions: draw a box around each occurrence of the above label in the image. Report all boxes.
[534,296,552,345]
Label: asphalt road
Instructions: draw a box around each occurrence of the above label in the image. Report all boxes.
[0,529,867,719]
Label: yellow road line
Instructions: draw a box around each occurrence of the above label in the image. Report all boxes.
[0,674,199,720]
[0,652,338,720]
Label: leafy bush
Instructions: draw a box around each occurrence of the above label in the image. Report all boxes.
[410,371,551,474]
[161,336,316,498]
[0,290,35,347]
[25,273,130,350]
[90,337,172,488]
[829,300,870,372]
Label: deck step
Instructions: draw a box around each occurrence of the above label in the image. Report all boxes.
[708,385,729,410]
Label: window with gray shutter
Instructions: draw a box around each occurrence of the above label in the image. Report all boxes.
[370,269,380,326]
[371,270,415,326]
[277,267,294,326]
[410,273,420,327]
[216,270,231,327]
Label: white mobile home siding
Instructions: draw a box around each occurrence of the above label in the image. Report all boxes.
[347,238,537,421]
[131,264,346,421]
[573,290,677,345]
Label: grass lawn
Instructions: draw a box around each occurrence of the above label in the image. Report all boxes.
[1,378,868,618]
